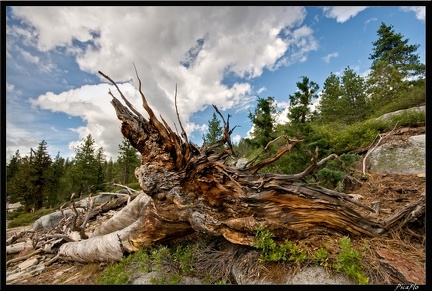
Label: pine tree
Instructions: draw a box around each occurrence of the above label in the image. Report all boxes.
[6,150,22,203]
[104,157,116,187]
[61,157,75,201]
[70,134,99,197]
[14,155,36,212]
[317,73,343,124]
[367,22,425,109]
[202,112,223,146]
[117,137,140,185]
[45,151,66,208]
[248,96,276,147]
[30,140,52,210]
[318,68,368,125]
[94,147,107,192]
[288,76,319,124]
[369,22,425,79]
[341,67,369,123]
[7,141,52,212]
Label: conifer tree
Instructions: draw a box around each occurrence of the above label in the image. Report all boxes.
[202,112,223,146]
[94,147,107,192]
[70,134,99,197]
[288,76,319,124]
[317,73,343,124]
[369,22,425,79]
[367,22,425,108]
[117,137,140,185]
[341,67,368,123]
[318,68,368,125]
[14,156,36,212]
[45,151,66,208]
[248,96,276,147]
[6,150,22,203]
[104,157,116,186]
[30,140,52,210]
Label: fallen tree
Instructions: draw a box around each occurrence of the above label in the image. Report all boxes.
[8,68,425,265]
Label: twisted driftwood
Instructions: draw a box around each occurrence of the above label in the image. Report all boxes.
[17,68,424,263]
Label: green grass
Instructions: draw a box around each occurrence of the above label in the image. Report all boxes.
[94,243,198,285]
[94,248,151,284]
[334,237,369,284]
[252,227,369,284]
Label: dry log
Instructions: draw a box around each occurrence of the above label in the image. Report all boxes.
[6,241,34,255]
[47,68,425,263]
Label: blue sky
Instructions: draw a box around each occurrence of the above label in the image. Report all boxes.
[4,5,426,162]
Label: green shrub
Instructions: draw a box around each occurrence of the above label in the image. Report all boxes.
[6,206,26,221]
[150,245,171,271]
[253,227,306,263]
[316,168,346,190]
[388,110,425,127]
[172,244,194,273]
[215,278,231,285]
[94,260,133,284]
[253,229,369,284]
[94,248,153,284]
[311,247,330,268]
[334,237,369,284]
[281,239,307,263]
[330,122,381,153]
[94,243,201,285]
[150,273,182,285]
[314,153,360,190]
[371,82,425,117]
[252,227,280,261]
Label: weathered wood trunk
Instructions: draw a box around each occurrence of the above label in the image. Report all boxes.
[55,69,424,263]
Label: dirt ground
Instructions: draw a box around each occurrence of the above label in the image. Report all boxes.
[5,127,426,285]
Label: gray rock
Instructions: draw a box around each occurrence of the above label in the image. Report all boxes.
[286,266,353,284]
[131,271,160,284]
[32,208,85,231]
[234,158,249,169]
[375,105,425,121]
[369,106,425,174]
[368,134,425,174]
[162,265,354,285]
[75,193,117,208]
[132,271,203,285]
[409,134,425,147]
[6,202,22,212]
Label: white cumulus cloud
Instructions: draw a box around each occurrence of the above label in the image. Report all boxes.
[7,6,320,160]
[400,6,425,21]
[322,6,368,23]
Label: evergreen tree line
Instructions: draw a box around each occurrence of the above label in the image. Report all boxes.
[206,22,425,188]
[242,23,425,148]
[6,135,140,213]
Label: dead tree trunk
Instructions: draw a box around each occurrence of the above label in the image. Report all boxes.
[55,68,424,263]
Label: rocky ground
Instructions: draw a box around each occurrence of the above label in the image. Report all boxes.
[5,126,426,285]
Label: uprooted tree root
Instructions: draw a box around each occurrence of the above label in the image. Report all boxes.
[6,68,425,285]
